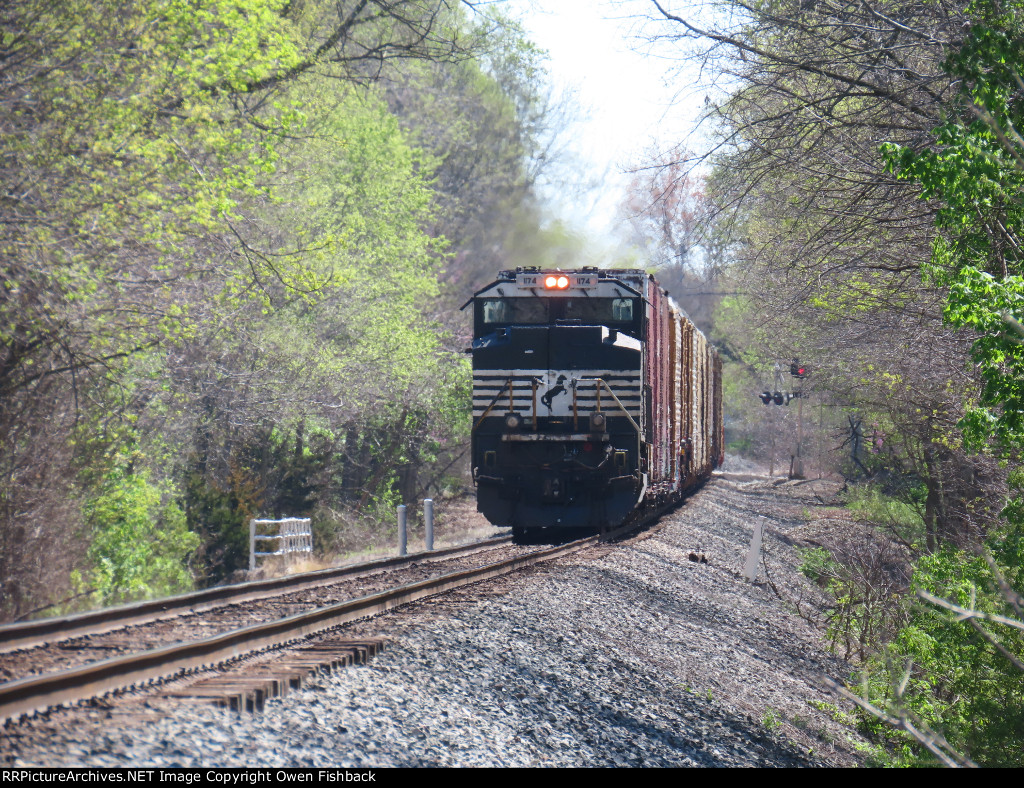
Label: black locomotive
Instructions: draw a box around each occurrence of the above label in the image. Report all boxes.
[467,268,723,537]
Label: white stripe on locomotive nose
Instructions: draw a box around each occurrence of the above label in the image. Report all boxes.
[472,370,644,417]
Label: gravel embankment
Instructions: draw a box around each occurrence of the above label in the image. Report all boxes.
[2,473,868,767]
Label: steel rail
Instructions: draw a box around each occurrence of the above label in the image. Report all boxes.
[0,535,598,723]
[0,536,512,653]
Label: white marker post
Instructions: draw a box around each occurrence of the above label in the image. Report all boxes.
[743,516,766,582]
[424,498,434,551]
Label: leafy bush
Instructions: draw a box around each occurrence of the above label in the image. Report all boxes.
[860,520,1024,766]
[841,484,939,562]
[798,546,839,587]
[77,467,199,606]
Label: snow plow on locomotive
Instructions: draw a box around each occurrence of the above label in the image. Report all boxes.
[467,268,723,537]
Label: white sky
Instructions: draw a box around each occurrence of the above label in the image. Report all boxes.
[503,0,708,250]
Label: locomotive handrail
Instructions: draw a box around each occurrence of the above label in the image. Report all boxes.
[471,378,512,433]
[575,377,643,469]
[575,378,642,436]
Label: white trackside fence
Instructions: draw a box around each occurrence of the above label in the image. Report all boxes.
[249,517,313,571]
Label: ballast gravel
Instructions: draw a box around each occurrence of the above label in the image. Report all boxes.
[3,471,869,767]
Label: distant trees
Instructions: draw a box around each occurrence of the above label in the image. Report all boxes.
[642,0,998,543]
[384,11,580,303]
[638,0,1023,764]
[621,144,722,333]
[0,1,565,614]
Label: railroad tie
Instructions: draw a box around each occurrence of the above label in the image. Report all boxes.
[157,638,386,713]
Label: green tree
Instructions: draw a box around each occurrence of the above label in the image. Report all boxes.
[857,0,1024,764]
[883,0,1024,453]
[0,0,496,616]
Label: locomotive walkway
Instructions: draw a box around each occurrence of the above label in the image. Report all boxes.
[2,470,871,767]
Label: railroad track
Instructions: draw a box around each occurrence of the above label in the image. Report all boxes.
[1,535,514,654]
[0,533,601,722]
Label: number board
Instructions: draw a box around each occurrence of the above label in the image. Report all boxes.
[515,272,598,289]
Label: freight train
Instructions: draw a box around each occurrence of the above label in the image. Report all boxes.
[467,267,723,538]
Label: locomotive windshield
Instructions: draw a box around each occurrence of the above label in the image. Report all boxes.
[479,297,636,329]
[481,298,547,324]
[564,297,634,323]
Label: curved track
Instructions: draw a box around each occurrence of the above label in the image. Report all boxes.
[0,534,599,722]
[0,536,513,654]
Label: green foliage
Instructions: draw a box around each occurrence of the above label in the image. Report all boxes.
[799,518,912,663]
[80,465,198,606]
[2,0,308,344]
[846,484,928,551]
[807,699,856,726]
[864,7,1024,762]
[943,266,1024,451]
[802,545,876,658]
[882,0,1024,454]
[861,526,1024,766]
[0,0,557,617]
[798,546,839,587]
[184,468,254,585]
[249,80,450,409]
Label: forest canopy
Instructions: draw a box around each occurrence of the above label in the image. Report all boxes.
[0,0,565,616]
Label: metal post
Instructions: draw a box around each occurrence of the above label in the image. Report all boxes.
[397,505,408,557]
[791,388,805,479]
[424,498,434,551]
[249,519,256,572]
[743,516,766,582]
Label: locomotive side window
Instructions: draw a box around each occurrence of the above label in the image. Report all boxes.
[481,299,509,324]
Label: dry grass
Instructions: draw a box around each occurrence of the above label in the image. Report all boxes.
[249,493,504,580]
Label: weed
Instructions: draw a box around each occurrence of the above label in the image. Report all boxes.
[853,740,892,768]
[807,699,856,726]
[797,546,838,586]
